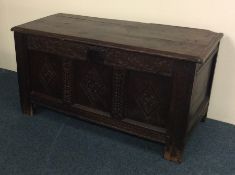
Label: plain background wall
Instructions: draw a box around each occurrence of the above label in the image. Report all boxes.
[0,0,235,125]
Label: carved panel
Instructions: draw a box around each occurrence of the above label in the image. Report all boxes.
[125,70,172,128]
[80,67,108,108]
[73,60,112,113]
[112,68,127,119]
[29,50,63,99]
[39,57,57,92]
[136,81,161,121]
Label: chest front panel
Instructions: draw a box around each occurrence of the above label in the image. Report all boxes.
[27,35,173,131]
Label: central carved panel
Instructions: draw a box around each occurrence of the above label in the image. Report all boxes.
[80,67,108,108]
[73,60,112,113]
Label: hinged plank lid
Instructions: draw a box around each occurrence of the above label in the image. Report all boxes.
[11,13,223,63]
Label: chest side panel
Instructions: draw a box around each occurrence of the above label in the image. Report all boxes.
[188,49,218,132]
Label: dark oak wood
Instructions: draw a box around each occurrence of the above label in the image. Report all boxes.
[14,33,34,116]
[12,13,223,63]
[11,13,223,163]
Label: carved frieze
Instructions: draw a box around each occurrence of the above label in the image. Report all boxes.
[27,35,87,60]
[105,49,172,75]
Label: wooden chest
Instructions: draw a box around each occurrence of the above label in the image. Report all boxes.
[11,13,223,163]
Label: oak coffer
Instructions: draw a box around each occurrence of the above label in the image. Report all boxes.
[11,13,223,163]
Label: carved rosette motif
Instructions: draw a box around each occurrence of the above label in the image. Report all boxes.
[80,67,107,108]
[63,59,73,103]
[112,68,127,119]
[39,57,57,92]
